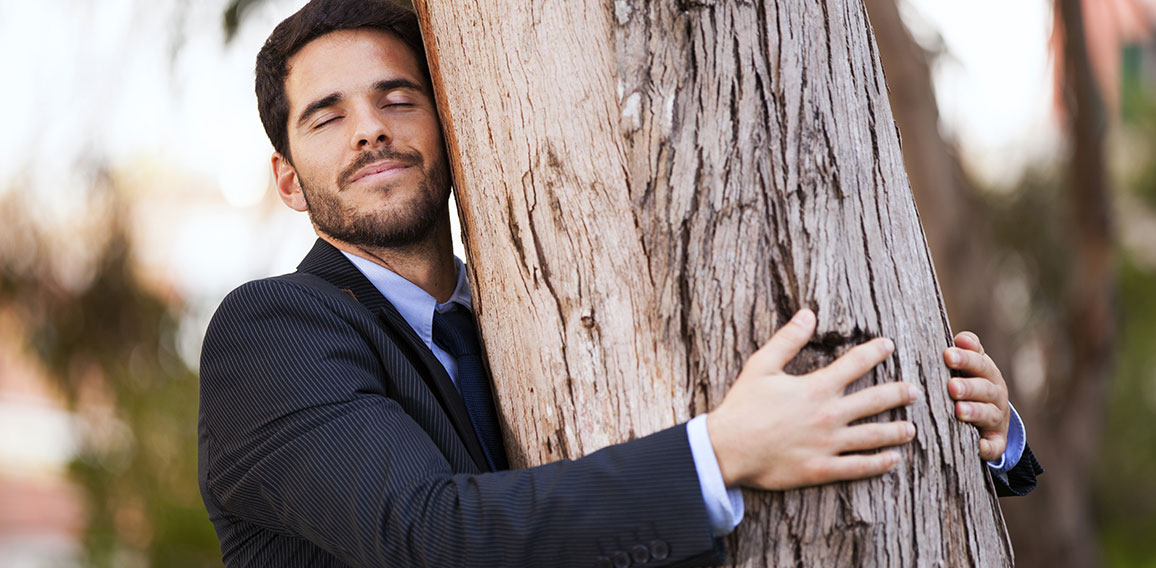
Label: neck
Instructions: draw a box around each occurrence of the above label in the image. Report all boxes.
[321,213,458,303]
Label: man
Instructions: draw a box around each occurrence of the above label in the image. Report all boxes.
[198,1,1041,566]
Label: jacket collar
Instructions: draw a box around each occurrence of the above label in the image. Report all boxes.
[296,238,494,472]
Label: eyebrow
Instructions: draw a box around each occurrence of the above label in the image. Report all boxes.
[295,78,427,129]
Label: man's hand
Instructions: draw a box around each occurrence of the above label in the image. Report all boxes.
[706,309,919,491]
[944,332,1010,462]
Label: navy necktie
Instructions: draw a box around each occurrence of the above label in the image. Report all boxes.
[432,305,509,471]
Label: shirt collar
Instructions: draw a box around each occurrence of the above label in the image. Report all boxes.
[339,251,472,345]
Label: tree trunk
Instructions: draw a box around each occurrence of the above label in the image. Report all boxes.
[414,0,1013,564]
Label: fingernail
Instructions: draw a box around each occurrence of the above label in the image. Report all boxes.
[791,309,815,327]
[906,423,916,438]
[946,349,960,366]
[883,338,895,353]
[908,384,921,401]
[958,404,970,419]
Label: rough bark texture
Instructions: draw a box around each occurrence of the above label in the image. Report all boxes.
[414,0,1012,564]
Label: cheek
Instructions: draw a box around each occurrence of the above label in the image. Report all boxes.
[398,113,446,155]
[295,135,346,177]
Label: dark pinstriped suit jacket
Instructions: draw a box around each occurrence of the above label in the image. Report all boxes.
[198,239,722,567]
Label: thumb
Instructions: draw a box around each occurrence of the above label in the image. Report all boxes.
[747,309,816,374]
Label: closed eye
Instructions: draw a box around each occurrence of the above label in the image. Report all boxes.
[314,116,341,129]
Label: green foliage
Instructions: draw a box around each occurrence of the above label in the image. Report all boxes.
[1097,95,1156,567]
[1094,256,1156,568]
[1127,97,1156,211]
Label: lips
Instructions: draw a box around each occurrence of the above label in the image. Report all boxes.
[349,160,411,185]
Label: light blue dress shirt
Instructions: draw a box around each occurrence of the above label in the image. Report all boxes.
[341,252,1026,538]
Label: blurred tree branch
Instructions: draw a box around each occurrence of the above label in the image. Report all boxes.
[223,0,266,43]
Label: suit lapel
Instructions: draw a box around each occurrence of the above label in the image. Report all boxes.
[296,239,493,472]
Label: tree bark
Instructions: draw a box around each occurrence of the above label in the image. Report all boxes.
[414,0,1012,564]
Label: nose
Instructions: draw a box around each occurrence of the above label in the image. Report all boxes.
[350,106,392,151]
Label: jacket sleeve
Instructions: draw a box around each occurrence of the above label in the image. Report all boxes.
[198,278,721,568]
[991,444,1043,497]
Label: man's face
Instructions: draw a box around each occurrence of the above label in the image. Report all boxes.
[274,28,450,249]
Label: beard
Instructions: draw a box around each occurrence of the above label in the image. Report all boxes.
[300,146,452,249]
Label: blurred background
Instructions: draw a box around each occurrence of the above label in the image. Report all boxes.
[0,0,1152,566]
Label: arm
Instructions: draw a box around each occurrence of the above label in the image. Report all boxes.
[199,278,719,567]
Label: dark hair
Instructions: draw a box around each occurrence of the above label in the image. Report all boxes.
[255,0,427,162]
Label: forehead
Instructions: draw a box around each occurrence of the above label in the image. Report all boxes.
[284,28,423,111]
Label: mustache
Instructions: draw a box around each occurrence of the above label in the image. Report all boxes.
[337,147,423,189]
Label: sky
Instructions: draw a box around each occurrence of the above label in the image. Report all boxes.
[0,0,1058,365]
[899,0,1060,183]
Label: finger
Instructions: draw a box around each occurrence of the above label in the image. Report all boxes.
[836,381,920,422]
[835,421,916,453]
[979,434,1007,461]
[750,309,817,373]
[954,401,1004,431]
[947,377,1003,405]
[953,331,984,355]
[817,337,895,388]
[817,451,902,482]
[944,348,1002,385]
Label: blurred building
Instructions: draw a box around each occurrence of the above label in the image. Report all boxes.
[1053,0,1156,119]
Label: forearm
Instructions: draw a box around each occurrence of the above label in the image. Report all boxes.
[204,411,719,567]
[200,280,721,567]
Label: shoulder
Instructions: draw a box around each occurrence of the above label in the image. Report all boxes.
[199,273,389,398]
[201,274,382,365]
[210,273,365,326]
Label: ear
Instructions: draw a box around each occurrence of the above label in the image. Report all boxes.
[272,152,308,212]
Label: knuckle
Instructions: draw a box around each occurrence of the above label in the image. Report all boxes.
[886,387,907,408]
[955,380,969,398]
[845,345,870,366]
[956,401,972,421]
[881,425,903,445]
[860,426,885,447]
[813,407,835,429]
[863,454,889,476]
[777,326,806,344]
[802,459,830,483]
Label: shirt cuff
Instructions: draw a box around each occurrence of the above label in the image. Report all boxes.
[985,401,1026,474]
[686,414,745,536]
